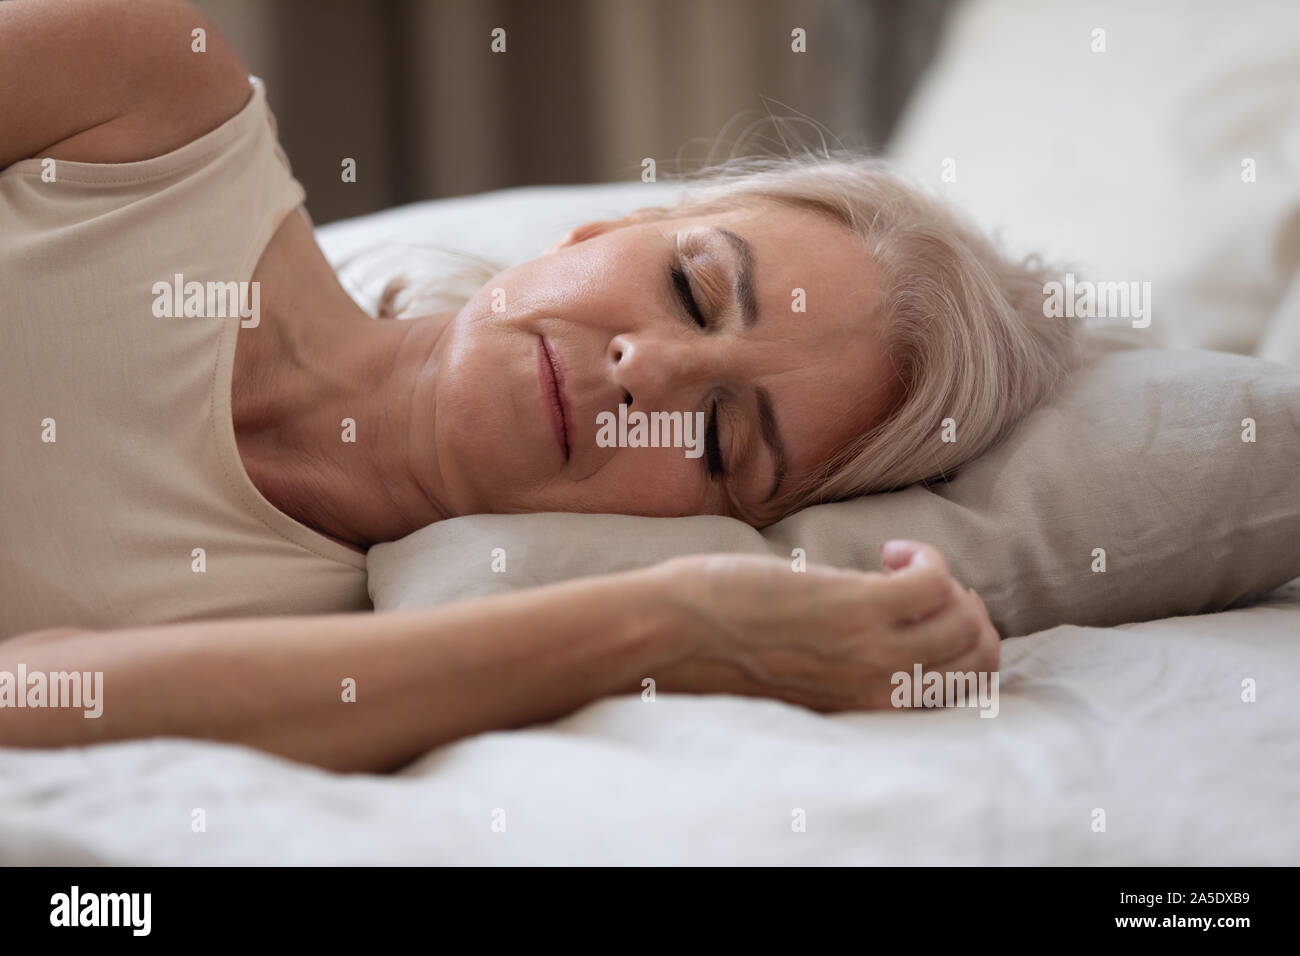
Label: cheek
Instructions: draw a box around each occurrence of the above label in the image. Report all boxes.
[432,319,549,512]
[479,255,589,323]
[572,451,711,517]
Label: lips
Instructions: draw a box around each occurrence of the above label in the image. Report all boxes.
[538,336,572,460]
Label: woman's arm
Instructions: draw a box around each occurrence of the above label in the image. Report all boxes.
[0,544,997,773]
[0,569,682,774]
[0,0,249,168]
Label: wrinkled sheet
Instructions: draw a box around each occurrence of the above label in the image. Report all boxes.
[2,579,1296,865]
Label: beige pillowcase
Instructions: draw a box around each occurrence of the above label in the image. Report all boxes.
[368,342,1300,636]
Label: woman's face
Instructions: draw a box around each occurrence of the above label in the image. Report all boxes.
[421,201,899,523]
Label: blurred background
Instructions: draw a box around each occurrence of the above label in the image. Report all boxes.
[193,0,953,224]
[196,0,1299,362]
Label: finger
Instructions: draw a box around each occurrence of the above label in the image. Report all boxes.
[968,586,995,629]
[929,620,1001,694]
[880,539,919,573]
[890,583,983,663]
[880,539,949,576]
[931,590,1001,673]
[873,553,955,625]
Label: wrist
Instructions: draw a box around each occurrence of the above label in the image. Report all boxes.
[607,561,701,694]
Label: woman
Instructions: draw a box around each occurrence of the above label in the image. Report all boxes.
[0,0,1073,771]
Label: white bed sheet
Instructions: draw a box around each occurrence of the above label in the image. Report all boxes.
[2,576,1296,865]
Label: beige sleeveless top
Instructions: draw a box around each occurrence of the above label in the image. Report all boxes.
[0,77,370,636]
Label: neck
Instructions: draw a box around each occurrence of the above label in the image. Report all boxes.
[233,275,456,549]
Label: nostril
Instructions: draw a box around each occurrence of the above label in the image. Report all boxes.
[624,391,633,408]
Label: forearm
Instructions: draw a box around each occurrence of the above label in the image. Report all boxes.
[0,569,681,773]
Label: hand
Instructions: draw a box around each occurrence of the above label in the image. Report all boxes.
[649,540,1000,712]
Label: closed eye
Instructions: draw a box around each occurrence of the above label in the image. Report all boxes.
[671,263,707,328]
[705,400,725,479]
[670,257,724,480]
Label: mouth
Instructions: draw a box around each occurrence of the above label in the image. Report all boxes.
[538,336,572,461]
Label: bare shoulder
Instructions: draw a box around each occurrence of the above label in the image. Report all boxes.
[0,0,251,168]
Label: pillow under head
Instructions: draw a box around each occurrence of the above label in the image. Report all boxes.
[368,340,1300,637]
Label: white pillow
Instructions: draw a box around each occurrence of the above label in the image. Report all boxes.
[316,182,686,316]
[887,0,1300,357]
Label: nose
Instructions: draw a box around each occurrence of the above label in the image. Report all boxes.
[607,331,716,409]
